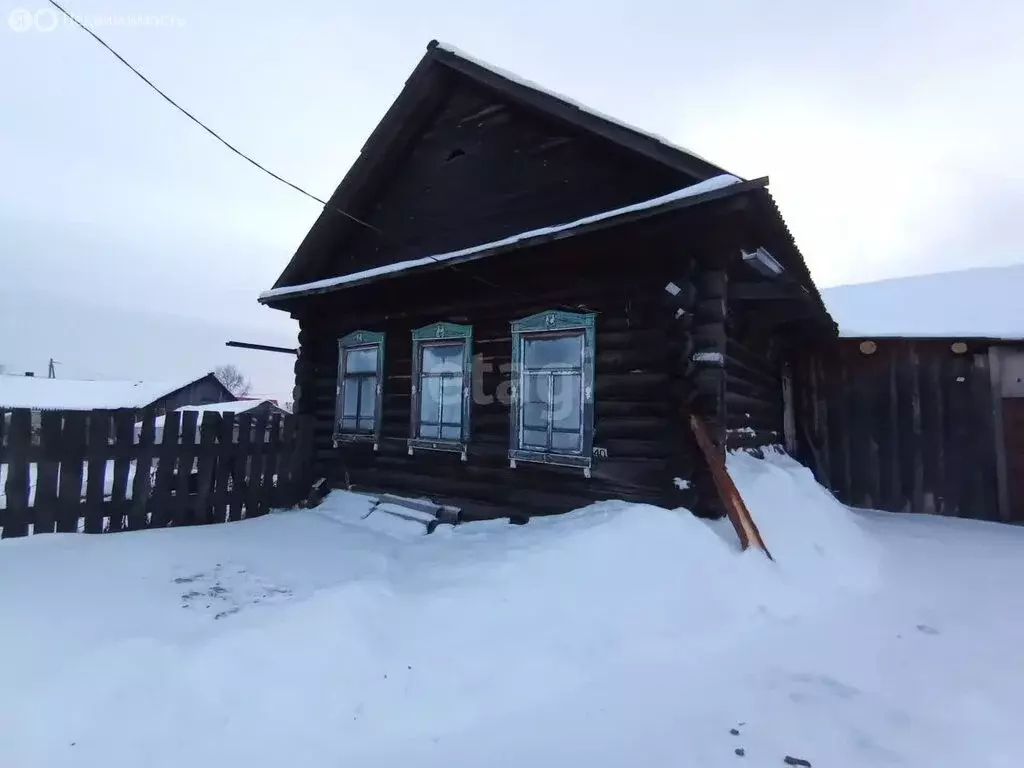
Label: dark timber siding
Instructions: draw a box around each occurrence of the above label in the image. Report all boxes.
[794,339,1001,520]
[725,303,785,450]
[331,80,687,276]
[291,223,702,520]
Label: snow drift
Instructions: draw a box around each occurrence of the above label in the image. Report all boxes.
[1,452,1022,768]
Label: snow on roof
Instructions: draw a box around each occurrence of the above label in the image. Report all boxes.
[261,174,744,302]
[434,42,722,169]
[822,264,1024,340]
[0,373,215,411]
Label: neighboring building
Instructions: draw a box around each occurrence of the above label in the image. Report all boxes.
[258,41,835,521]
[796,265,1024,523]
[0,372,234,427]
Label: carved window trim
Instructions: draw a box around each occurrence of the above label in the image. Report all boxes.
[509,310,596,474]
[334,330,385,449]
[408,322,473,459]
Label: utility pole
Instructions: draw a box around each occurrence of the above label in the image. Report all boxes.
[48,358,58,378]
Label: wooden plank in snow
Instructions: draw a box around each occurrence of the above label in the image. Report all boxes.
[690,413,772,559]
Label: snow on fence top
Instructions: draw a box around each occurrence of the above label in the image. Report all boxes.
[260,174,744,301]
[0,373,214,411]
[822,264,1024,340]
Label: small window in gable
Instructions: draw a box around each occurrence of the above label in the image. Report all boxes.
[334,330,385,448]
[409,322,472,459]
[509,310,595,474]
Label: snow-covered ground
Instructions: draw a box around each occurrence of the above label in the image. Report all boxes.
[1,451,1022,767]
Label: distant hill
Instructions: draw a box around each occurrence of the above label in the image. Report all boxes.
[0,289,297,403]
[822,264,1024,339]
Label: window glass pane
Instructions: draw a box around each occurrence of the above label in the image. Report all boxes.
[440,376,463,421]
[340,417,357,431]
[551,373,582,431]
[420,376,441,425]
[346,346,378,374]
[359,377,376,419]
[358,418,375,432]
[342,378,359,417]
[551,431,582,452]
[524,334,583,369]
[523,428,548,448]
[523,402,548,430]
[422,343,464,374]
[523,372,550,404]
[419,423,440,439]
[441,425,461,441]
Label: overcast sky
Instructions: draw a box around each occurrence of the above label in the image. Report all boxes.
[2,0,1021,394]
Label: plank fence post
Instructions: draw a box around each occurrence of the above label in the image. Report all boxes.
[83,411,110,533]
[33,411,63,534]
[174,411,199,526]
[56,411,87,533]
[264,413,283,510]
[109,410,135,532]
[193,413,220,524]
[129,410,156,530]
[1,409,32,538]
[246,412,269,517]
[229,414,252,521]
[210,413,235,524]
[150,412,180,529]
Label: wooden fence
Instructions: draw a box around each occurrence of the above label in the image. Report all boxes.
[0,408,314,539]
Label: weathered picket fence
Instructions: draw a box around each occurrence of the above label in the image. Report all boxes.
[0,408,313,539]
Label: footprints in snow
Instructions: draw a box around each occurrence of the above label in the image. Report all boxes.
[175,563,293,619]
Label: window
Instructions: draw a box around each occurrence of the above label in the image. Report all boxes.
[509,310,596,473]
[409,322,472,458]
[334,331,385,446]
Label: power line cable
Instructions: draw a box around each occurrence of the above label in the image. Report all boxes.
[45,0,379,233]
[46,1,564,305]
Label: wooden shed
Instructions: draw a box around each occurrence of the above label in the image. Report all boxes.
[259,41,835,521]
[797,266,1024,523]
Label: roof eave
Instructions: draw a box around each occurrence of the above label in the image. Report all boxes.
[259,177,768,306]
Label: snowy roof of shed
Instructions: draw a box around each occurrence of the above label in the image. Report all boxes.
[822,264,1024,340]
[0,373,218,411]
[261,174,755,302]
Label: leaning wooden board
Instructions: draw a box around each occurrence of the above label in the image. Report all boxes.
[690,413,773,560]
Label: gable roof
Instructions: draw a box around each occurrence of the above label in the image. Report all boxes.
[261,173,757,302]
[269,40,735,293]
[0,372,227,412]
[822,265,1024,340]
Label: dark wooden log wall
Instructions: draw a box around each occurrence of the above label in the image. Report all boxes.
[685,264,728,515]
[793,339,1000,520]
[724,303,785,450]
[291,226,702,520]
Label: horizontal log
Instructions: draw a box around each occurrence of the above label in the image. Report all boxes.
[730,281,809,301]
[695,270,727,297]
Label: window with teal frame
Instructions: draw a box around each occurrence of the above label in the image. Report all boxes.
[334,330,385,448]
[509,310,596,474]
[408,321,473,459]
